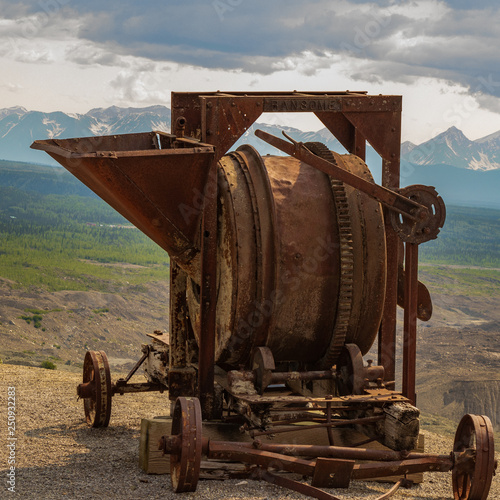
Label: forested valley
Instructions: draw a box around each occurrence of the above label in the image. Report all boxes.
[0,159,499,293]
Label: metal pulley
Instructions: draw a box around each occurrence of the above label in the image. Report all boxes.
[389,184,446,243]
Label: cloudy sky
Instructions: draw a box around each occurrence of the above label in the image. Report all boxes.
[0,0,499,143]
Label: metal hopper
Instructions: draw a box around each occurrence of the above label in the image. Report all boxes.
[31,131,214,278]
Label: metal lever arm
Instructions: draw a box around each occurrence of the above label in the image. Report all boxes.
[255,129,426,222]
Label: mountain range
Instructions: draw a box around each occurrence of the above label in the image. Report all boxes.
[402,126,500,171]
[0,105,171,165]
[0,105,499,208]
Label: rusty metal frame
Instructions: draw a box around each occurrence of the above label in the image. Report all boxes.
[171,91,405,413]
[160,397,496,500]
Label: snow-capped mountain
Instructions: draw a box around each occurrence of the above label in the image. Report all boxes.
[0,106,171,165]
[401,140,417,157]
[0,106,27,121]
[400,127,500,208]
[0,105,383,170]
[402,126,500,171]
[2,105,499,173]
[1,105,499,208]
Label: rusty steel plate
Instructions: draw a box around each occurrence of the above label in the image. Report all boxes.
[170,397,203,493]
[452,414,496,500]
[145,331,170,345]
[82,350,112,428]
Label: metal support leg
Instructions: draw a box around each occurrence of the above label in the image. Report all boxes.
[198,160,218,419]
[402,243,418,404]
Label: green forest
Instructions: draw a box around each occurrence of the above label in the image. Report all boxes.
[0,185,169,291]
[0,160,499,292]
[419,205,500,268]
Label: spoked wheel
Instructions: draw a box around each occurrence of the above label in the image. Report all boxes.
[336,343,365,396]
[170,397,202,493]
[80,350,112,428]
[452,414,495,500]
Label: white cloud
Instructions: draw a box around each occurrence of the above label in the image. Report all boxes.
[14,48,53,63]
[0,82,23,93]
[65,42,128,67]
[0,0,499,143]
[109,67,169,105]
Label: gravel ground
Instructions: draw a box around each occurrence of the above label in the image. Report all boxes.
[1,363,498,499]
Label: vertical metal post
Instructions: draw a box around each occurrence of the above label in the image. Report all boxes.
[402,242,418,405]
[353,130,366,161]
[168,262,197,402]
[378,160,400,389]
[198,159,218,419]
[169,262,187,368]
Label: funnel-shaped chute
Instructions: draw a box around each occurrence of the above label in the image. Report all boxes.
[31,132,214,279]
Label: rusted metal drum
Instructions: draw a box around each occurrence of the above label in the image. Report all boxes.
[32,133,386,371]
[187,145,386,369]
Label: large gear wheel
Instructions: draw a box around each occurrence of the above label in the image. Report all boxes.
[304,142,354,367]
[452,414,495,500]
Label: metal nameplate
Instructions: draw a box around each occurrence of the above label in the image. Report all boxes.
[263,97,342,112]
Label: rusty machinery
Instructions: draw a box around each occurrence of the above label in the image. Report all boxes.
[32,91,496,500]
